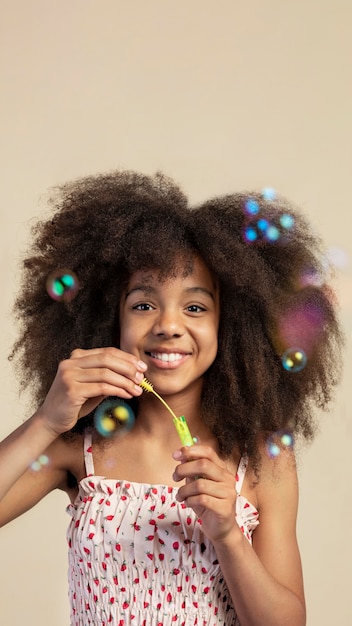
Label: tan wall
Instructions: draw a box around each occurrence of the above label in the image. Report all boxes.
[1,1,351,624]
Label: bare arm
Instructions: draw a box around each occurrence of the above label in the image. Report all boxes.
[173,445,306,626]
[0,347,147,527]
[0,416,69,526]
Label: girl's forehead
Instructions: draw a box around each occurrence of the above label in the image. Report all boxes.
[127,256,217,289]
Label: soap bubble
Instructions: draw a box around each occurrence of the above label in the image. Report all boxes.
[266,430,294,458]
[282,348,307,373]
[266,440,281,458]
[244,198,260,216]
[280,431,294,447]
[243,225,259,242]
[46,269,80,302]
[30,454,50,472]
[265,224,280,242]
[298,268,324,288]
[326,246,350,270]
[94,398,135,438]
[279,213,295,230]
[261,187,277,201]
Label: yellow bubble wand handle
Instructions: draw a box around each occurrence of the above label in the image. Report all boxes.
[173,415,195,447]
[139,378,195,447]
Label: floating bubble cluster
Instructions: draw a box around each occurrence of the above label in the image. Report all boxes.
[282,347,307,372]
[94,398,135,438]
[30,454,50,472]
[46,269,80,302]
[266,430,294,458]
[242,191,295,245]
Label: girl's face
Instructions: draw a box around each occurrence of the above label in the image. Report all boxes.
[120,256,220,397]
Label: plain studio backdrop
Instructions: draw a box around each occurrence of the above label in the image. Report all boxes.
[0,1,351,624]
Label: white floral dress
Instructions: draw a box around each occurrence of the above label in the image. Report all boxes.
[66,433,259,625]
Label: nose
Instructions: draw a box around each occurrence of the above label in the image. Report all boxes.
[152,308,185,338]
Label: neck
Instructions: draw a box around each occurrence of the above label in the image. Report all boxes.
[135,386,211,444]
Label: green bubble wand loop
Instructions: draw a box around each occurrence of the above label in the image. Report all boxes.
[139,378,195,447]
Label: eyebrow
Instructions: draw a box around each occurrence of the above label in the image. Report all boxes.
[125,285,215,301]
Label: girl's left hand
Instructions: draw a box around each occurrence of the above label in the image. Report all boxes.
[172,445,240,544]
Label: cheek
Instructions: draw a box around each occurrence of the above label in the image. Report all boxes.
[118,320,132,351]
[200,326,218,361]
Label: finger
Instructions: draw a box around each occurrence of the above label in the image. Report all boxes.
[62,351,147,388]
[176,479,236,507]
[70,366,144,397]
[173,444,225,466]
[173,457,229,483]
[70,347,147,377]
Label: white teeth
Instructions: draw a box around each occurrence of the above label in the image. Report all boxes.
[150,352,184,362]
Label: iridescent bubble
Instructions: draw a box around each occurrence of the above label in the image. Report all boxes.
[279,213,295,230]
[265,224,280,242]
[257,218,269,232]
[266,430,294,458]
[243,225,258,242]
[327,246,350,270]
[46,269,80,302]
[94,398,135,438]
[244,198,260,216]
[298,268,324,288]
[30,454,50,472]
[261,187,277,201]
[282,348,307,373]
[266,439,280,458]
[280,431,294,447]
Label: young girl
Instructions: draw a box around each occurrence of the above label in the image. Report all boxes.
[0,170,342,625]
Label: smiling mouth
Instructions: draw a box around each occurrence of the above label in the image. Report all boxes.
[147,352,187,363]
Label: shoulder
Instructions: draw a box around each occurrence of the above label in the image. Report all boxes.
[47,432,85,489]
[253,439,299,518]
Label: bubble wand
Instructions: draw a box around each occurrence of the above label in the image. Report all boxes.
[139,378,195,447]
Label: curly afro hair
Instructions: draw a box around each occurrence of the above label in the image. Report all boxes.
[10,170,343,461]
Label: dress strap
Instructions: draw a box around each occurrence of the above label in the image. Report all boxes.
[83,431,95,477]
[235,454,249,495]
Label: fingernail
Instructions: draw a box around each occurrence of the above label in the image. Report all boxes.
[137,360,148,371]
[135,371,144,382]
[172,450,183,460]
[134,385,143,394]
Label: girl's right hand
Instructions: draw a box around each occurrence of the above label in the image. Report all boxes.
[39,347,147,435]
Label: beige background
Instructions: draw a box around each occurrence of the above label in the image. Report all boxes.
[1,1,351,624]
